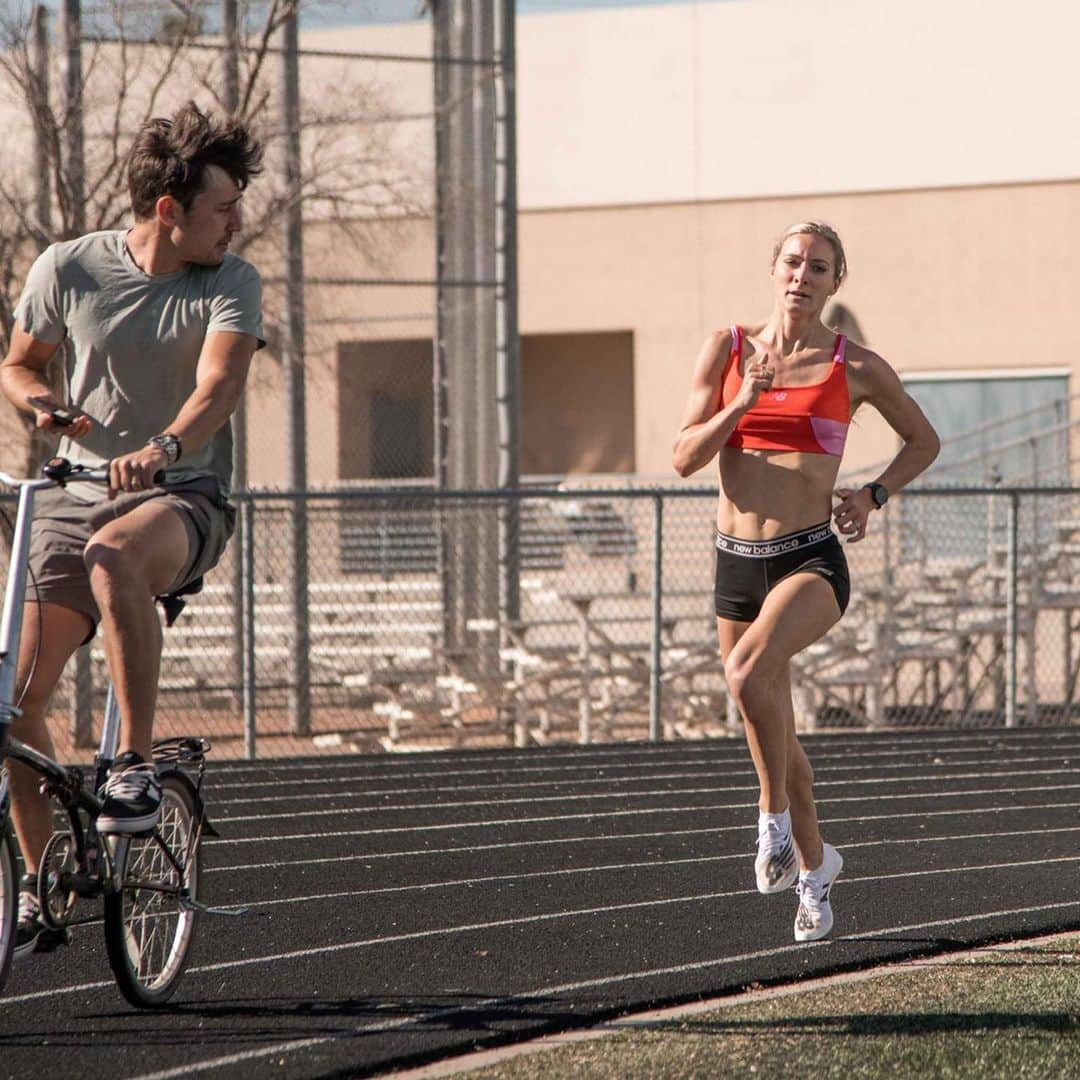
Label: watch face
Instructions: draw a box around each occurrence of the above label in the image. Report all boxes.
[872,484,887,506]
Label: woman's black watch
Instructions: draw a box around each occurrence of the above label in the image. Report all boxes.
[863,481,889,509]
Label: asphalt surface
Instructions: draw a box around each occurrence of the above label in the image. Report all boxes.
[2,727,1080,1079]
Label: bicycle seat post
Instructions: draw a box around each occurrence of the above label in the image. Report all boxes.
[96,685,123,783]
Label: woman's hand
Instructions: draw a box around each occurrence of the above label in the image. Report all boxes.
[734,352,774,411]
[832,487,874,543]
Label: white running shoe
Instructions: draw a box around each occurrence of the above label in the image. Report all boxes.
[755,816,799,894]
[794,843,843,942]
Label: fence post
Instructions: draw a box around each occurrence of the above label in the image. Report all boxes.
[241,497,257,759]
[1005,491,1019,728]
[649,493,663,742]
[70,643,92,748]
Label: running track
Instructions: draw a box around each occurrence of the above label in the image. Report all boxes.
[2,727,1079,1079]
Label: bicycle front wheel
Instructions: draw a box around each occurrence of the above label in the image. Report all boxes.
[103,774,201,1007]
[0,823,17,993]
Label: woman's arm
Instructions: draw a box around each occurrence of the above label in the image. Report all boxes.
[672,330,773,477]
[833,348,940,542]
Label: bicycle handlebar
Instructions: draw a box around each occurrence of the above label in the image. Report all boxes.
[0,457,165,490]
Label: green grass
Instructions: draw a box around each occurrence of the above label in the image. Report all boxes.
[459,934,1080,1079]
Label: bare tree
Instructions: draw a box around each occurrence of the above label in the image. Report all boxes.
[0,0,430,477]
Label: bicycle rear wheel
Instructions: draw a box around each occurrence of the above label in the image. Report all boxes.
[0,824,17,993]
[103,774,201,1007]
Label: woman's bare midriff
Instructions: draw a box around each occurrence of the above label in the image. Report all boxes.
[715,446,841,539]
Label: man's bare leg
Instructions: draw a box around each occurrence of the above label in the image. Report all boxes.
[9,602,93,874]
[83,501,191,762]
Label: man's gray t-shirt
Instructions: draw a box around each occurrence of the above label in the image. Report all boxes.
[15,230,263,501]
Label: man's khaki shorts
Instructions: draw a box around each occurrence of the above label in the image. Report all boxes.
[26,475,236,632]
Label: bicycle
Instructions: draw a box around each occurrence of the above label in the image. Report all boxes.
[0,456,224,1006]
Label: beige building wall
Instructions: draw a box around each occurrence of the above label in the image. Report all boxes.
[309,1,1080,209]
[520,179,1080,478]
[259,3,1078,488]
[254,176,1077,487]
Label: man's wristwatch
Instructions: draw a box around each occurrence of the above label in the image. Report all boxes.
[863,481,889,509]
[147,433,182,466]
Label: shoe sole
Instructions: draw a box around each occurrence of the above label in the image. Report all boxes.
[96,811,162,834]
[794,846,843,942]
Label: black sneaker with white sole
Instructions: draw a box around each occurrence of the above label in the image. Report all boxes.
[97,752,163,834]
[14,876,70,960]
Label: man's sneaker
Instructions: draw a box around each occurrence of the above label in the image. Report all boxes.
[794,843,843,942]
[755,814,799,894]
[14,877,70,960]
[97,752,162,833]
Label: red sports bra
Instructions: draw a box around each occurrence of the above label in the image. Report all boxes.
[722,326,850,456]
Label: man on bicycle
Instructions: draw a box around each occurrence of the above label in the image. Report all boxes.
[0,101,264,957]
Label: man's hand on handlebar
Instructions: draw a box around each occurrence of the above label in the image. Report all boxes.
[108,446,169,498]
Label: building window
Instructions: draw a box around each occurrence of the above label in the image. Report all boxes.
[899,370,1069,563]
[904,371,1069,485]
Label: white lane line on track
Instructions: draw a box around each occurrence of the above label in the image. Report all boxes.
[204,802,1080,872]
[202,827,1080,911]
[206,747,1080,799]
[11,855,1080,1011]
[121,897,1080,1080]
[211,781,1080,833]
[207,738,1080,786]
[209,753,1080,804]
[206,730,1080,773]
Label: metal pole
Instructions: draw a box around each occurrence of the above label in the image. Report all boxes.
[224,0,243,486]
[70,646,92,748]
[240,497,257,759]
[30,4,51,236]
[223,0,246,712]
[495,0,521,638]
[1005,492,1018,728]
[61,0,84,237]
[282,8,310,734]
[649,494,663,741]
[432,3,452,653]
[222,0,240,115]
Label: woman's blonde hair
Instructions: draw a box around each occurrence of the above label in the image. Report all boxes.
[771,220,847,288]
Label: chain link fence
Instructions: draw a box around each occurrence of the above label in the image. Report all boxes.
[5,483,1077,760]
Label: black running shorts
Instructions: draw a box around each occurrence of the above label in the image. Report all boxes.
[713,521,850,622]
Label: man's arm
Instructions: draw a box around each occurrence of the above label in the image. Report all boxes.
[0,326,92,437]
[109,330,258,492]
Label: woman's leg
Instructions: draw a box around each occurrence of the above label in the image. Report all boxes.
[721,572,840,869]
[783,705,822,871]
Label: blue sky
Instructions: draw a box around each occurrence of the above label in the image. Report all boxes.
[305,0,727,28]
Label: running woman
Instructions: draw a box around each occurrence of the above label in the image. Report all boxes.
[672,221,940,941]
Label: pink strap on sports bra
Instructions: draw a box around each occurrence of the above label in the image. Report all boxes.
[834,335,848,364]
[730,325,742,359]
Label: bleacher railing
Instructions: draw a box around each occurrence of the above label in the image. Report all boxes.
[3,484,1079,758]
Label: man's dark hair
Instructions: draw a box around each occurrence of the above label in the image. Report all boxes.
[127,101,264,219]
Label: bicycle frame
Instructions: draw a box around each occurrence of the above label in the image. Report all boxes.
[1,463,119,765]
[0,474,54,736]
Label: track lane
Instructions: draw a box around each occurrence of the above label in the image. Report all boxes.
[2,728,1078,1079]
